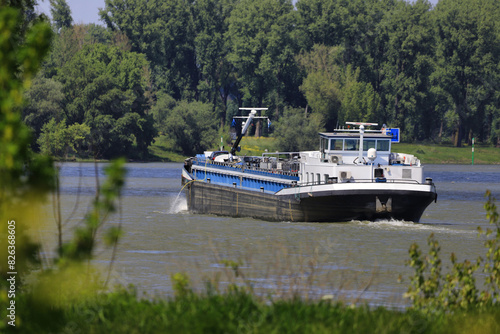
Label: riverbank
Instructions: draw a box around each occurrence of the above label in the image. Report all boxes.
[149,135,500,164]
[147,136,278,162]
[395,142,500,164]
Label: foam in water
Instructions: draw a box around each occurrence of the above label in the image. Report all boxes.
[169,195,188,214]
[355,218,437,230]
[353,218,476,235]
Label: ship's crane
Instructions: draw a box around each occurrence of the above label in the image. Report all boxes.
[230,108,268,156]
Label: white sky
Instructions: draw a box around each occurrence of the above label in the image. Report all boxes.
[36,0,440,26]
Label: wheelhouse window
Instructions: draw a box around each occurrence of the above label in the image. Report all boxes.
[330,139,343,151]
[377,139,390,151]
[363,139,376,151]
[345,139,359,151]
[320,137,329,151]
[322,137,390,152]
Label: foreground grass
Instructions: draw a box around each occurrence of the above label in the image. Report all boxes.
[9,288,500,334]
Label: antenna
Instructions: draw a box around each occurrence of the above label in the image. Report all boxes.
[345,122,378,164]
[345,122,378,127]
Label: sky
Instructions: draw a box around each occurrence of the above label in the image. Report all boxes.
[37,0,105,25]
[37,0,440,26]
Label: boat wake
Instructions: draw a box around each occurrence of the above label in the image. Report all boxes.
[352,219,476,235]
[355,219,448,231]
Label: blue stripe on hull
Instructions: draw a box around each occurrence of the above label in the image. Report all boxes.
[192,169,290,193]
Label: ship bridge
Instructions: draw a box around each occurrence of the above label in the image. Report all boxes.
[319,131,392,165]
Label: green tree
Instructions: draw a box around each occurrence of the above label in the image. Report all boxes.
[3,0,48,36]
[37,118,68,157]
[378,0,435,141]
[42,24,83,78]
[22,75,65,143]
[43,23,125,79]
[100,0,198,99]
[0,6,55,306]
[151,92,177,133]
[432,0,500,147]
[296,0,397,82]
[298,45,382,130]
[340,66,380,125]
[193,0,237,129]
[50,0,73,30]
[158,100,218,156]
[295,0,343,50]
[274,107,324,151]
[37,119,90,157]
[297,45,343,129]
[226,0,299,117]
[490,89,500,147]
[56,43,156,159]
[0,6,54,198]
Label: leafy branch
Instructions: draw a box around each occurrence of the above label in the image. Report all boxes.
[405,190,500,312]
[58,158,126,264]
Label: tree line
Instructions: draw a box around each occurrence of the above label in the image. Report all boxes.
[23,0,500,158]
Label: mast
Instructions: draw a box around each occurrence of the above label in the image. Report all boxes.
[345,122,378,164]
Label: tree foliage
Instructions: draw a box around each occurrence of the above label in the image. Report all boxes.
[55,43,156,158]
[19,0,500,157]
[37,119,91,157]
[100,0,198,100]
[0,5,55,298]
[432,0,500,146]
[50,0,73,30]
[193,0,237,128]
[154,98,218,156]
[22,75,65,142]
[406,191,500,312]
[340,66,380,126]
[0,6,55,197]
[297,45,343,129]
[378,0,435,142]
[226,0,299,114]
[274,107,324,152]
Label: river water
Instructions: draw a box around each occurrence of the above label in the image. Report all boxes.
[38,162,500,308]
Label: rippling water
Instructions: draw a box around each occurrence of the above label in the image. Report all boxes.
[37,162,500,308]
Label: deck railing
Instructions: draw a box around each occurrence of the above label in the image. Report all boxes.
[296,178,422,187]
[192,158,299,179]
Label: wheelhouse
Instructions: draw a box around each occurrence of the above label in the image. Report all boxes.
[319,132,393,165]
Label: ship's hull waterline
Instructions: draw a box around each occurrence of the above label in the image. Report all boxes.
[183,171,437,223]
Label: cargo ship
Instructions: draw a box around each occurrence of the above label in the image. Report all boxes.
[181,108,437,222]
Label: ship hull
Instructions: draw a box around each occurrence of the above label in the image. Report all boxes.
[183,172,437,223]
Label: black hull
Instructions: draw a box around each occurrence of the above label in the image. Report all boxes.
[184,181,436,223]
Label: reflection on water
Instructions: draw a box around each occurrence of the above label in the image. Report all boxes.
[36,162,499,308]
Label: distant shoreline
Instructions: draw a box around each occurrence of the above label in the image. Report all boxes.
[56,141,500,165]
